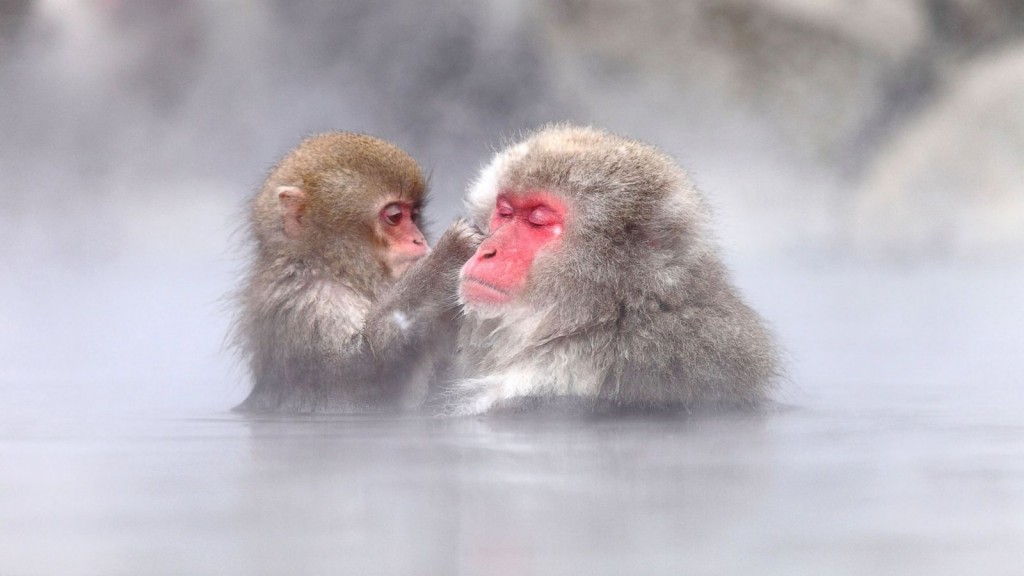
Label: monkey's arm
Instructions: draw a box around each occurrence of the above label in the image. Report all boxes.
[358,220,482,377]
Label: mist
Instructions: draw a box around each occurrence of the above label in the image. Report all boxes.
[2,1,1023,574]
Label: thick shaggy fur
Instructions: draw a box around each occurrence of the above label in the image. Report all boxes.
[444,125,780,414]
[231,132,427,412]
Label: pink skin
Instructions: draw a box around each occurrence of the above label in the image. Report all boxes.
[381,202,428,277]
[460,191,566,306]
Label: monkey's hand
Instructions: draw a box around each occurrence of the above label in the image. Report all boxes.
[430,218,484,271]
[401,218,482,307]
[363,219,481,348]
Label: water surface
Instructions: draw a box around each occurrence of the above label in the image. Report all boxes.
[2,264,1022,575]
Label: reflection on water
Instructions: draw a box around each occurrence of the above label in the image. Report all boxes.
[2,392,1023,575]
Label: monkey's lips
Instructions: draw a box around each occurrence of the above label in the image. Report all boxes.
[460,276,513,306]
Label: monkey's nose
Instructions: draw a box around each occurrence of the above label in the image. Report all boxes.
[480,247,497,259]
[412,237,425,245]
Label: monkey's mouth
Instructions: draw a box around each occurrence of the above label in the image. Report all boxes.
[460,276,512,305]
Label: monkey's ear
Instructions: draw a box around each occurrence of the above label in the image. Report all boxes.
[276,186,306,239]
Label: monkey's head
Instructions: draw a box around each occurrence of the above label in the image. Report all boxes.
[253,132,429,280]
[459,125,712,317]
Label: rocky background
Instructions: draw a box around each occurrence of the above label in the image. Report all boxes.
[1,0,1021,410]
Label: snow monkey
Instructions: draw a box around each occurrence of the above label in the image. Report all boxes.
[232,132,478,412]
[440,125,780,414]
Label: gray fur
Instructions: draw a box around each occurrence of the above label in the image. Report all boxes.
[443,125,780,414]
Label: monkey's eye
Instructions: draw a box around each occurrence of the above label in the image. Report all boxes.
[527,206,559,227]
[410,206,421,222]
[381,203,403,226]
[496,198,514,219]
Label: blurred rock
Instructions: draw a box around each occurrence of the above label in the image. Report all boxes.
[540,0,930,170]
[854,45,1024,259]
[928,0,1024,57]
[0,0,31,45]
[2,0,1023,265]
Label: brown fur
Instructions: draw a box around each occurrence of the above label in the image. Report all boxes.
[231,132,438,412]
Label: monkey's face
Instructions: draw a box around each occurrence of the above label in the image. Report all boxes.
[459,191,566,308]
[377,199,428,279]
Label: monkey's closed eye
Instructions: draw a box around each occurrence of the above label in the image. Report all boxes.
[527,207,558,227]
[381,203,403,226]
[496,197,514,219]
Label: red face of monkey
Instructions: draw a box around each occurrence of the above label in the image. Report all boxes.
[459,191,566,306]
[378,200,428,278]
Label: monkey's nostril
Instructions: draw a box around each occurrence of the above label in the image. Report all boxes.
[481,248,497,259]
